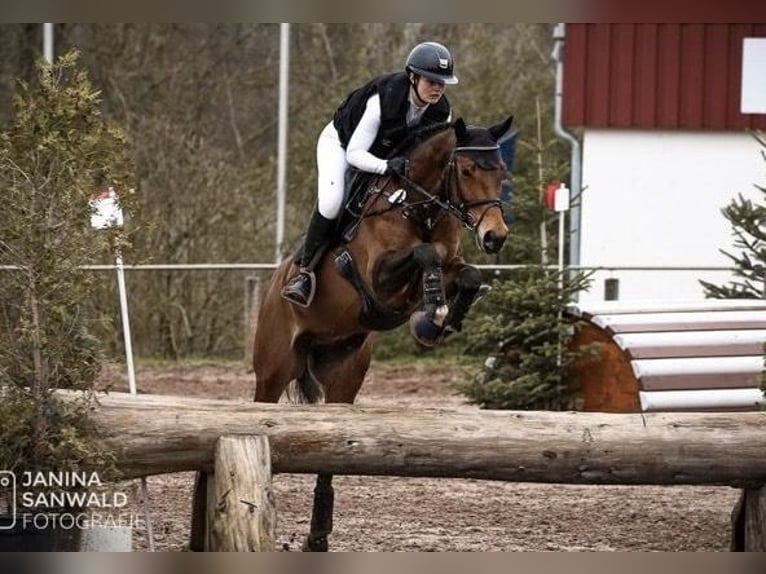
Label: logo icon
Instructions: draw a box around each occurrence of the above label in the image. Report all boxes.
[0,471,16,530]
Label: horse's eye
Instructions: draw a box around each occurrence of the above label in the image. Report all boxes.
[461,167,472,177]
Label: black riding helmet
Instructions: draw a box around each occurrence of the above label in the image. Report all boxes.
[405,41,459,85]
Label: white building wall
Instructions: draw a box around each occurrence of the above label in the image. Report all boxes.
[578,130,764,302]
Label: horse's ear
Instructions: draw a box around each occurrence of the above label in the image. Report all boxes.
[453,118,468,142]
[489,115,514,142]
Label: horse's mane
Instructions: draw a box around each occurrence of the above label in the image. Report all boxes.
[387,120,454,158]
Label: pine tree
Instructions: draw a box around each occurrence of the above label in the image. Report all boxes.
[700,131,766,299]
[458,267,599,410]
[698,131,766,397]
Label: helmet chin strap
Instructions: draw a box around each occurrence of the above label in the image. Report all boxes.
[409,75,429,107]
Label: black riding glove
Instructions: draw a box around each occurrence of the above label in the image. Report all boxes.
[386,157,407,177]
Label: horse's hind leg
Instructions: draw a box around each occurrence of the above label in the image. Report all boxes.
[303,473,334,552]
[316,333,373,403]
[254,355,296,403]
[189,342,298,551]
[190,279,299,551]
[253,299,301,403]
[302,334,373,552]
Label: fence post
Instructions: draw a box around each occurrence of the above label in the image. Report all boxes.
[206,435,275,552]
[731,486,766,551]
[243,274,263,368]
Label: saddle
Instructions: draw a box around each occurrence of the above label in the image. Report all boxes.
[328,169,415,331]
[336,168,377,244]
[336,121,453,245]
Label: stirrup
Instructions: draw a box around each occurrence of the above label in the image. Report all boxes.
[281,270,317,308]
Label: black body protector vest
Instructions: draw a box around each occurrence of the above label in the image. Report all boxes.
[333,72,451,159]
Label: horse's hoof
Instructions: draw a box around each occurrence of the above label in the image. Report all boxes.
[409,311,443,347]
[474,283,492,303]
[302,535,329,552]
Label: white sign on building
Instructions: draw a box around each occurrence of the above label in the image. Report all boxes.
[741,38,766,114]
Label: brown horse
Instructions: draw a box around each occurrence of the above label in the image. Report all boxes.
[253,115,512,551]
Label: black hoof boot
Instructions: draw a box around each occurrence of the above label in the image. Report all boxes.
[302,534,329,552]
[409,311,444,347]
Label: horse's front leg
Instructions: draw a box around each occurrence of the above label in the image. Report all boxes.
[409,244,449,346]
[410,258,487,346]
[441,263,486,336]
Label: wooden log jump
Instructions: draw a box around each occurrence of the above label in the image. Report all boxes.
[77,391,766,551]
[88,391,766,486]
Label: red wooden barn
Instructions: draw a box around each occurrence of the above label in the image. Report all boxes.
[556,23,766,302]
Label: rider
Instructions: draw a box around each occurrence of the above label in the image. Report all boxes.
[281,41,459,308]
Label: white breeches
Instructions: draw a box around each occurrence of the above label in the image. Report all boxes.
[316,121,349,220]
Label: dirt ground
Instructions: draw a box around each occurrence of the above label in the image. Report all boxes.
[98,360,740,552]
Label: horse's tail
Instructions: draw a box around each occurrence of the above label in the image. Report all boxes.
[294,350,324,403]
[285,337,324,404]
[287,333,371,404]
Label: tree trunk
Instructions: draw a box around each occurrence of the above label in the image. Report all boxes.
[28,271,49,463]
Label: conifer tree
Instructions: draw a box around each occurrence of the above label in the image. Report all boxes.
[0,50,133,473]
[699,132,766,300]
[458,267,598,410]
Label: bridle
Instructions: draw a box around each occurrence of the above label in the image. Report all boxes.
[443,144,505,230]
[376,144,505,233]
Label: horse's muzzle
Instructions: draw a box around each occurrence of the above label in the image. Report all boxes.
[481,230,506,254]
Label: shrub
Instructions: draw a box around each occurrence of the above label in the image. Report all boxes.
[0,50,134,475]
[457,266,599,410]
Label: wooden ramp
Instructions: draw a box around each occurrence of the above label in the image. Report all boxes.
[565,299,766,413]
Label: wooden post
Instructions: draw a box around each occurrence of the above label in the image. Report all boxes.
[188,472,208,552]
[731,486,766,551]
[205,435,276,552]
[243,274,262,368]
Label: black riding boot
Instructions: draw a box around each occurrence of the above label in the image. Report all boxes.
[281,210,335,308]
